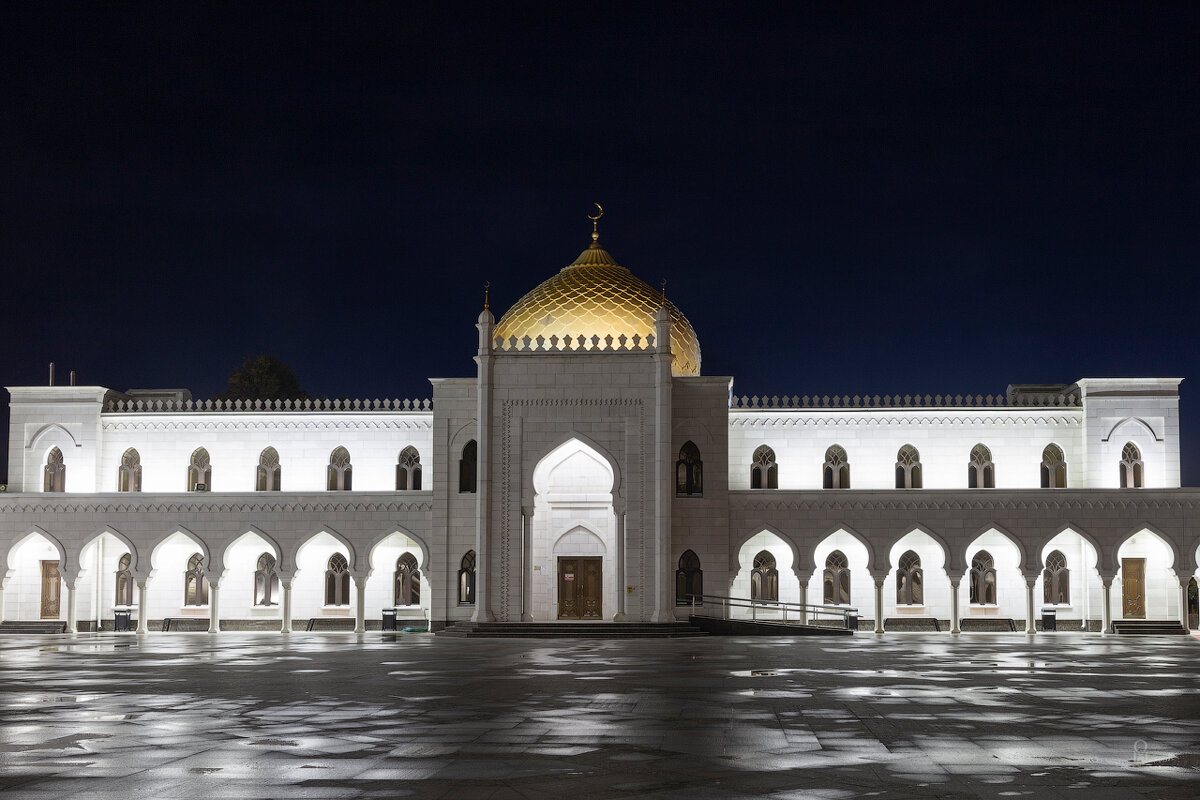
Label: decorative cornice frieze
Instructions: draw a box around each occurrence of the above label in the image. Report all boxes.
[729,414,1081,428]
[0,494,433,516]
[102,418,432,433]
[727,489,1200,513]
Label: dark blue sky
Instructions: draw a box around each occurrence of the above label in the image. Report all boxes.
[2,2,1198,483]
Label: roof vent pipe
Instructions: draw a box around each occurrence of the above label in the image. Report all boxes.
[49,362,55,386]
[70,370,77,386]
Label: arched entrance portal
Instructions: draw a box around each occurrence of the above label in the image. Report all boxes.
[530,439,617,621]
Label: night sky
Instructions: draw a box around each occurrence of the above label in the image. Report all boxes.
[2,2,1198,483]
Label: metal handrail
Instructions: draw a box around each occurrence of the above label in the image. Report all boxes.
[686,593,860,630]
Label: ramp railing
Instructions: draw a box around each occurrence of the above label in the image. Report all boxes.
[685,594,860,630]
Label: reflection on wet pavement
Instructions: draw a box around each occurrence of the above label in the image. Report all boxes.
[0,632,1197,798]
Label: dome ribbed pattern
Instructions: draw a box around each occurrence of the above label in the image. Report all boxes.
[494,241,701,376]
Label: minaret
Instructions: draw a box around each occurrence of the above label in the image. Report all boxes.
[473,284,496,622]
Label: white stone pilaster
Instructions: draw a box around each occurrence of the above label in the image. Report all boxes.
[521,508,533,621]
[65,582,78,633]
[613,510,627,621]
[1024,576,1037,635]
[1179,577,1190,630]
[473,307,496,622]
[651,307,673,623]
[207,582,220,633]
[136,580,149,634]
[949,578,961,634]
[354,577,367,633]
[798,581,808,624]
[280,579,293,633]
[1101,578,1113,634]
[873,577,884,633]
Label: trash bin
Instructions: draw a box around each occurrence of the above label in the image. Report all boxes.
[113,605,132,632]
[1042,607,1057,631]
[845,612,859,631]
[381,608,398,631]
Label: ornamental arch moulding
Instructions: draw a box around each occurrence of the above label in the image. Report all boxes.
[366,525,432,574]
[812,523,879,577]
[1043,522,1104,575]
[965,522,1034,577]
[524,432,624,509]
[294,525,359,575]
[77,526,143,580]
[1102,416,1162,443]
[217,527,285,578]
[672,419,714,446]
[731,524,807,577]
[151,525,212,574]
[26,422,80,451]
[883,524,953,576]
[1112,523,1185,576]
[4,526,70,582]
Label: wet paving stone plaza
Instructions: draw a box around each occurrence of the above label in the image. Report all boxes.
[0,632,1197,799]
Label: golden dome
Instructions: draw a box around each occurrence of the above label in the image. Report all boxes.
[494,238,701,376]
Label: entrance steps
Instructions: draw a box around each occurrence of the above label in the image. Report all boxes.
[1111,619,1189,635]
[439,621,707,638]
[688,616,853,636]
[958,618,1018,632]
[0,620,68,634]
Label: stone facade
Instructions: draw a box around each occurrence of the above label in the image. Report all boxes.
[2,238,1196,635]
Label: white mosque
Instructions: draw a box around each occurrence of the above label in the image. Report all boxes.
[2,220,1196,635]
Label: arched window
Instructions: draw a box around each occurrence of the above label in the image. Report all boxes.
[459,440,477,493]
[968,444,994,488]
[395,552,420,606]
[254,553,280,606]
[823,550,851,604]
[187,447,212,491]
[676,441,703,496]
[750,445,777,489]
[1119,442,1143,488]
[750,550,778,602]
[115,553,134,606]
[896,550,923,605]
[823,445,850,489]
[43,447,66,492]
[325,553,350,606]
[118,448,142,492]
[327,446,352,491]
[895,445,921,489]
[969,550,997,604]
[1040,444,1066,489]
[397,446,422,491]
[1043,550,1069,605]
[257,447,281,492]
[184,553,209,606]
[458,550,476,605]
[675,549,703,605]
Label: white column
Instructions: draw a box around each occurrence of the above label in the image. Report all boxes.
[651,308,675,623]
[65,582,78,634]
[0,584,6,622]
[1101,578,1113,634]
[1024,576,1037,635]
[798,581,808,624]
[136,580,149,634]
[950,578,961,634]
[472,308,496,623]
[207,582,220,633]
[873,577,884,634]
[1179,578,1190,630]
[280,579,293,633]
[521,508,534,621]
[354,577,366,633]
[613,511,627,621]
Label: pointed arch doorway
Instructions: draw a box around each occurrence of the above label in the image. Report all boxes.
[530,439,618,622]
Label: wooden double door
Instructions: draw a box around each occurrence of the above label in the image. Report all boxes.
[41,560,61,619]
[1121,558,1145,619]
[557,556,602,619]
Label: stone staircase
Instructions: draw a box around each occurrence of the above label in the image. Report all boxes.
[439,621,707,638]
[0,620,68,634]
[1111,619,1189,635]
[884,617,942,632]
[959,618,1018,632]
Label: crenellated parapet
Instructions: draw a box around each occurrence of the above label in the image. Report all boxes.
[103,397,433,413]
[492,333,656,353]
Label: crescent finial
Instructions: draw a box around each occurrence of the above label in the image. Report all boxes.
[588,203,604,240]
